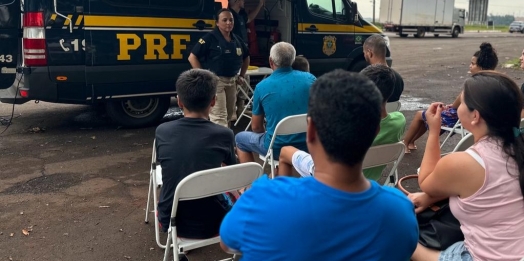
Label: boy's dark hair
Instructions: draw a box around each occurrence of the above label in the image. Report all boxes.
[308,69,382,166]
[176,69,217,112]
[292,56,310,72]
[473,42,498,70]
[363,34,387,58]
[360,64,395,103]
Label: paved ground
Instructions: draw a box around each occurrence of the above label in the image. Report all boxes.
[1,32,524,261]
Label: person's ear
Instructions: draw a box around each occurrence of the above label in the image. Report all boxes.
[306,117,316,143]
[177,98,183,109]
[471,109,481,126]
[210,94,217,107]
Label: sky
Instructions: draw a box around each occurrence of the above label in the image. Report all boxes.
[356,0,524,19]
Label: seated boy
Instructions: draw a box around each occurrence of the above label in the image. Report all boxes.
[278,64,406,180]
[219,69,418,260]
[292,55,310,72]
[155,69,237,239]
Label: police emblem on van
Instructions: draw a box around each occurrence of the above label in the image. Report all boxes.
[322,36,336,56]
[236,48,242,56]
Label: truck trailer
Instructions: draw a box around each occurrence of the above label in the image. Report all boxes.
[380,0,465,38]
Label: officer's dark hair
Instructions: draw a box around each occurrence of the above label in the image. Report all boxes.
[360,64,395,103]
[308,69,382,166]
[363,34,387,58]
[216,8,233,21]
[292,56,310,72]
[176,69,217,112]
[473,42,498,70]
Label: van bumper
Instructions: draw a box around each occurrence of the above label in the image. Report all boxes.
[19,67,58,102]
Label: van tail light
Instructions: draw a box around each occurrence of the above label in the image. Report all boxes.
[23,12,47,67]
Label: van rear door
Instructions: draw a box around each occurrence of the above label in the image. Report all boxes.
[0,0,20,89]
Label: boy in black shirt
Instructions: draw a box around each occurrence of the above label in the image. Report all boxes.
[155,69,237,238]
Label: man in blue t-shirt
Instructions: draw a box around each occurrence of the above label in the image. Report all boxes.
[235,42,316,162]
[220,70,418,260]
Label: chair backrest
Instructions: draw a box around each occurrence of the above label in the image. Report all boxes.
[267,113,308,150]
[386,101,401,113]
[452,133,474,153]
[362,142,405,170]
[170,162,263,217]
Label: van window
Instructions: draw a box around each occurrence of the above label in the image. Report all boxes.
[104,0,149,6]
[150,0,201,9]
[307,0,334,18]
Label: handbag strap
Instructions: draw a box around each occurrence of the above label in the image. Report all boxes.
[397,174,442,212]
[396,174,419,195]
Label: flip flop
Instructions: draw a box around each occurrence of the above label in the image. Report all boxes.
[408,145,417,150]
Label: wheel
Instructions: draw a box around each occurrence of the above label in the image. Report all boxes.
[349,59,369,72]
[451,27,460,38]
[400,33,408,38]
[414,28,425,38]
[510,31,514,33]
[434,34,440,37]
[105,96,171,128]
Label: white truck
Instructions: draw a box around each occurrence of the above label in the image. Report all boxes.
[379,0,466,38]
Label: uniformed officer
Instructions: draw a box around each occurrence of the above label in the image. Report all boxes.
[188,8,250,128]
[228,0,265,122]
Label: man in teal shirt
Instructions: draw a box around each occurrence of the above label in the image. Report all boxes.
[235,42,316,163]
[278,64,405,180]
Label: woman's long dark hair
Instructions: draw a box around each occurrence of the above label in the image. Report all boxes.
[463,71,524,197]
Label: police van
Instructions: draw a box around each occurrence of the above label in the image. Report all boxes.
[0,0,392,127]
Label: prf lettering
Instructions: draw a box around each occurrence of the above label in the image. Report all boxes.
[117,34,191,61]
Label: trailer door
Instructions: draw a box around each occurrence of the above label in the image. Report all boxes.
[0,0,20,89]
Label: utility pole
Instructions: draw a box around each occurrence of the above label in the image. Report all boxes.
[373,0,376,23]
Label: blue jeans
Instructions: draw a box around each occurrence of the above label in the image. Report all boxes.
[439,242,473,261]
[235,132,268,156]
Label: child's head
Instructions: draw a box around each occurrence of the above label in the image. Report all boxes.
[360,64,395,104]
[176,69,217,112]
[469,42,498,74]
[292,56,310,72]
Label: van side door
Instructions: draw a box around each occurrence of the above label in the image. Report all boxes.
[295,0,353,76]
[84,0,215,100]
[44,0,87,102]
[0,0,20,89]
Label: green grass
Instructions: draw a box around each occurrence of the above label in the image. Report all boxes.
[503,58,521,69]
[465,25,508,32]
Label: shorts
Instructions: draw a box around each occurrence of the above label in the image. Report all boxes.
[235,131,268,156]
[422,108,458,135]
[292,150,315,177]
[438,241,473,261]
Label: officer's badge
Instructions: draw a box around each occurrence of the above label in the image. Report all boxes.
[236,48,242,56]
[322,36,337,56]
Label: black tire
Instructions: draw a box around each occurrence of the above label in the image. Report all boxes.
[400,33,408,38]
[451,27,460,38]
[510,31,514,33]
[414,28,425,38]
[434,34,439,37]
[349,59,369,72]
[105,96,171,128]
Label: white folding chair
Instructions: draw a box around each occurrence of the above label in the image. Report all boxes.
[162,163,263,261]
[144,139,166,249]
[386,101,401,113]
[362,142,406,187]
[234,76,256,131]
[258,114,308,179]
[440,120,470,149]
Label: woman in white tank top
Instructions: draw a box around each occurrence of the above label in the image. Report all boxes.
[410,71,524,261]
